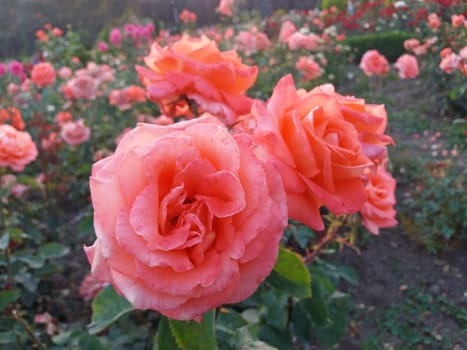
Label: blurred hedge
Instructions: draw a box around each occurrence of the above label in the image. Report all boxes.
[321,0,347,11]
[344,31,413,63]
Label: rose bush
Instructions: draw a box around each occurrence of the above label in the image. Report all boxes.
[85,115,287,321]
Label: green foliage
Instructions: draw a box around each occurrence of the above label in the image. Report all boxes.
[88,285,134,334]
[167,311,217,350]
[345,31,412,62]
[321,0,347,11]
[355,288,467,349]
[401,171,467,252]
[266,246,312,298]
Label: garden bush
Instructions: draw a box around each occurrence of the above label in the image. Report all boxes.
[321,0,347,11]
[344,31,413,62]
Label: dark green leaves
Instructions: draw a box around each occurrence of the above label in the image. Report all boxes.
[155,311,217,350]
[88,285,133,334]
[266,246,311,298]
[0,289,20,311]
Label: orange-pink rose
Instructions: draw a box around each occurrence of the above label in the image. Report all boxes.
[360,165,397,235]
[359,50,389,77]
[0,124,38,172]
[308,84,394,163]
[31,62,56,88]
[237,75,374,230]
[394,54,419,79]
[60,119,90,146]
[136,35,258,124]
[451,14,465,27]
[84,115,287,321]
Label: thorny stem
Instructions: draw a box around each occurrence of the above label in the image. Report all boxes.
[303,216,348,265]
[12,310,47,350]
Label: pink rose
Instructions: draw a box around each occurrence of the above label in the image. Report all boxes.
[216,0,234,16]
[109,28,122,46]
[451,14,465,27]
[295,56,322,81]
[394,54,419,79]
[67,75,98,100]
[0,125,38,172]
[404,38,420,52]
[84,115,287,321]
[8,61,23,77]
[58,67,73,80]
[137,35,258,124]
[236,75,374,230]
[234,27,271,56]
[98,41,109,52]
[359,50,389,77]
[360,165,397,235]
[279,20,297,43]
[439,53,460,74]
[31,62,56,88]
[60,119,90,146]
[427,13,440,29]
[287,32,319,51]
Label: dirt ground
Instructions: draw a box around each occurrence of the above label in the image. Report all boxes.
[334,76,466,349]
[336,229,467,349]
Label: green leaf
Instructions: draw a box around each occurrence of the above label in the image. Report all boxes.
[169,310,217,350]
[38,242,70,259]
[335,266,358,285]
[298,297,330,326]
[0,289,20,311]
[153,317,181,350]
[266,246,311,297]
[78,334,108,350]
[88,285,133,334]
[258,325,294,349]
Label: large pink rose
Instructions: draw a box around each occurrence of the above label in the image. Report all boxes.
[359,50,389,77]
[0,124,38,172]
[136,35,258,125]
[84,115,287,321]
[237,75,374,230]
[360,165,397,234]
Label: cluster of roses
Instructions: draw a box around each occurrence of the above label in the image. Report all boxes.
[85,35,397,322]
[359,49,420,80]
